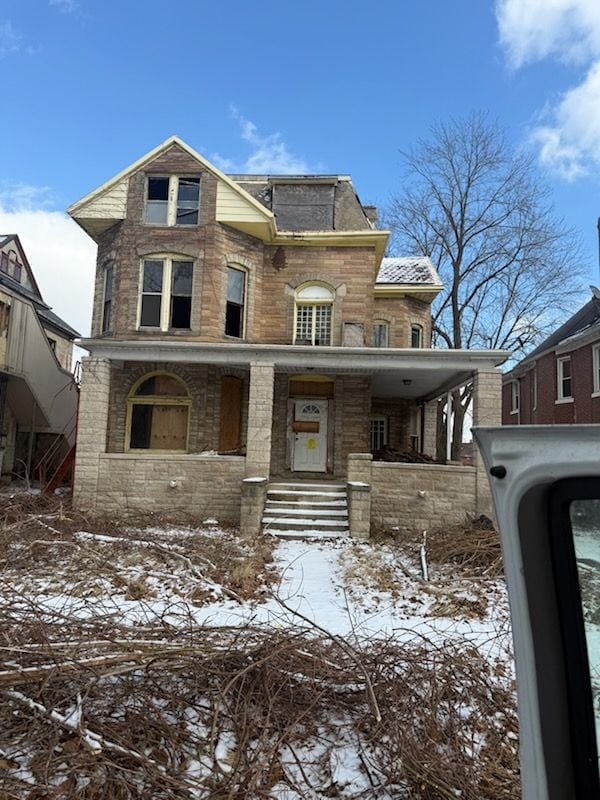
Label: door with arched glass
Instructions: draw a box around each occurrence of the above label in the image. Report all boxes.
[292,399,328,472]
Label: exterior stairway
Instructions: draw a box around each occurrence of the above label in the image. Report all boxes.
[262,481,349,539]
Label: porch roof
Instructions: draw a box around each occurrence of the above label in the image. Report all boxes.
[78,339,510,401]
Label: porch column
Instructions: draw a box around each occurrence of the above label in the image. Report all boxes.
[422,400,438,458]
[73,357,111,510]
[245,361,275,478]
[472,368,502,517]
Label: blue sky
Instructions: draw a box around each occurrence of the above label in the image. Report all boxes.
[1,0,600,335]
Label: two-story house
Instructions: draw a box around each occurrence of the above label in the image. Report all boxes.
[0,234,79,482]
[502,288,600,425]
[69,136,507,536]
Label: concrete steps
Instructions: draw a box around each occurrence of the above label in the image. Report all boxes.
[263,482,349,539]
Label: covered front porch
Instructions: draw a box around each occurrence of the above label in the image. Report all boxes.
[74,340,507,535]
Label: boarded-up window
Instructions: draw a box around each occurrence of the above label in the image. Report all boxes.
[219,376,242,452]
[128,373,190,451]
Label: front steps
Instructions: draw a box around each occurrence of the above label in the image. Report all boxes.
[262,481,349,539]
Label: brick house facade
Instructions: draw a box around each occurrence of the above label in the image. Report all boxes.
[502,291,600,426]
[69,136,506,535]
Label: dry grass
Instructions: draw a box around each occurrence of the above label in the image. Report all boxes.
[0,494,518,799]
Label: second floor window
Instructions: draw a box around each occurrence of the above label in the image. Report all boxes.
[373,321,389,347]
[225,267,246,338]
[139,258,193,330]
[145,176,200,225]
[411,324,423,348]
[593,345,600,395]
[557,356,572,400]
[294,284,333,346]
[102,265,113,333]
[511,380,520,413]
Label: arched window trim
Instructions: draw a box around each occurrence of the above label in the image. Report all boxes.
[137,254,195,331]
[225,263,248,339]
[293,281,335,346]
[125,371,191,453]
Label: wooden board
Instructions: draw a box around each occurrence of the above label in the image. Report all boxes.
[289,379,334,398]
[150,405,188,450]
[219,376,242,452]
[292,420,319,433]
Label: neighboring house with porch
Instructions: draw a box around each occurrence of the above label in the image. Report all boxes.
[0,235,79,482]
[69,136,506,536]
[502,288,600,426]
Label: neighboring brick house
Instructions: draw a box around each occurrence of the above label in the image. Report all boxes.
[502,289,600,426]
[69,136,507,535]
[0,235,79,481]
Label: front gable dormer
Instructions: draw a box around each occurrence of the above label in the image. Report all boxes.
[0,235,42,298]
[68,136,276,242]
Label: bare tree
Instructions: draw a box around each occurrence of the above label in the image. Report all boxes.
[386,113,583,457]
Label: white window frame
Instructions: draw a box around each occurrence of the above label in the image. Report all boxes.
[144,175,201,226]
[510,380,520,414]
[593,344,600,397]
[373,320,389,348]
[556,356,573,403]
[293,283,334,346]
[137,255,194,331]
[370,416,388,451]
[410,324,423,348]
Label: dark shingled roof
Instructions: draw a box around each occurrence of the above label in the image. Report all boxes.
[521,295,600,364]
[0,269,79,340]
[376,257,442,286]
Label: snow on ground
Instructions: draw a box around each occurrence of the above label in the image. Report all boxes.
[4,524,513,670]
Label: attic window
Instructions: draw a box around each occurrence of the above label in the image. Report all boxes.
[144,176,200,226]
[0,253,8,273]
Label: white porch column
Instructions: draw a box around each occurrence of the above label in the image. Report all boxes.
[422,400,438,458]
[245,361,275,478]
[73,357,111,510]
[472,368,502,516]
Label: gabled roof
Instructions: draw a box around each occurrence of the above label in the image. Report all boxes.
[0,235,79,340]
[376,256,442,286]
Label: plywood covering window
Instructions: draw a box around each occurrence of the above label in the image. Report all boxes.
[144,176,200,226]
[294,284,333,346]
[225,267,246,338]
[127,373,191,452]
[139,257,193,330]
[219,376,242,451]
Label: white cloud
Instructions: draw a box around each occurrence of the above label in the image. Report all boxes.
[212,107,311,174]
[0,20,20,58]
[49,0,79,13]
[496,0,600,178]
[0,194,96,340]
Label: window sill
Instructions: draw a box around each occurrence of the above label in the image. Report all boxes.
[555,397,574,404]
[592,391,600,399]
[510,409,519,415]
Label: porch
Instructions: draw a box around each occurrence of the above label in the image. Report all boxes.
[73,340,507,535]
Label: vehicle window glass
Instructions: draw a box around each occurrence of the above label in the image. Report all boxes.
[570,499,600,753]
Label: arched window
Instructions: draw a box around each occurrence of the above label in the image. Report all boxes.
[373,320,389,347]
[126,372,191,452]
[294,283,334,346]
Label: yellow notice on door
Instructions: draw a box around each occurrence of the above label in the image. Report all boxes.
[307,438,316,449]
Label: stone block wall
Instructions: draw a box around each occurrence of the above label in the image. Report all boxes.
[372,295,432,347]
[95,453,245,521]
[370,462,477,532]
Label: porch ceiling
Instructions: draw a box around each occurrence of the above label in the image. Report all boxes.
[79,339,510,401]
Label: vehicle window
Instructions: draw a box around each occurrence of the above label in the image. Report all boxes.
[570,499,600,751]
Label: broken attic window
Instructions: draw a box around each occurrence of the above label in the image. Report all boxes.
[145,177,170,224]
[176,177,200,225]
[225,267,245,337]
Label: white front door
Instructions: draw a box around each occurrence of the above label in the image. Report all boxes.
[292,399,328,472]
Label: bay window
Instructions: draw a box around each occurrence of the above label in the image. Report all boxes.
[138,257,193,330]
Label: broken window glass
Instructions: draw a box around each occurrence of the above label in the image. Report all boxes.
[145,177,170,224]
[176,177,200,225]
[170,261,193,328]
[102,265,113,333]
[140,260,163,327]
[225,267,245,337]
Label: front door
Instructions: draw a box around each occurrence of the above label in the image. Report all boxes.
[292,399,328,472]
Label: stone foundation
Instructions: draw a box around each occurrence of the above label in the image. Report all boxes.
[92,453,245,522]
